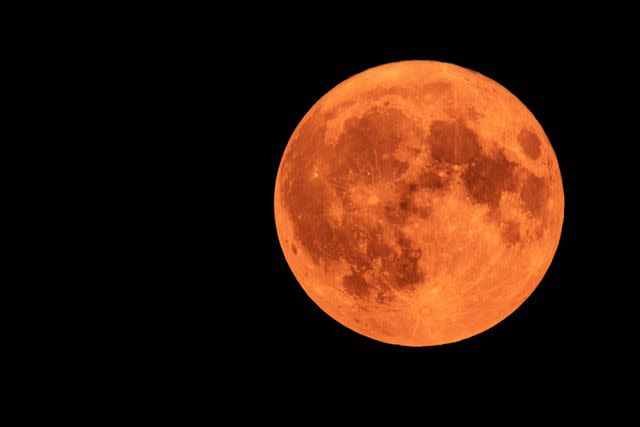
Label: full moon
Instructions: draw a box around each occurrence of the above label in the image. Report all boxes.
[274,61,563,346]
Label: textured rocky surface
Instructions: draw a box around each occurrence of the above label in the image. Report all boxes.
[274,61,564,346]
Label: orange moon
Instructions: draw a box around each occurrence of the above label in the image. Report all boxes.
[274,61,563,346]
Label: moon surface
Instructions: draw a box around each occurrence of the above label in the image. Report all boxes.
[274,61,563,346]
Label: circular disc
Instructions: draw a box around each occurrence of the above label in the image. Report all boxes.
[274,60,564,346]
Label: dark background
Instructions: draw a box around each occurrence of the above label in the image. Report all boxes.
[210,29,629,385]
[17,9,633,414]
